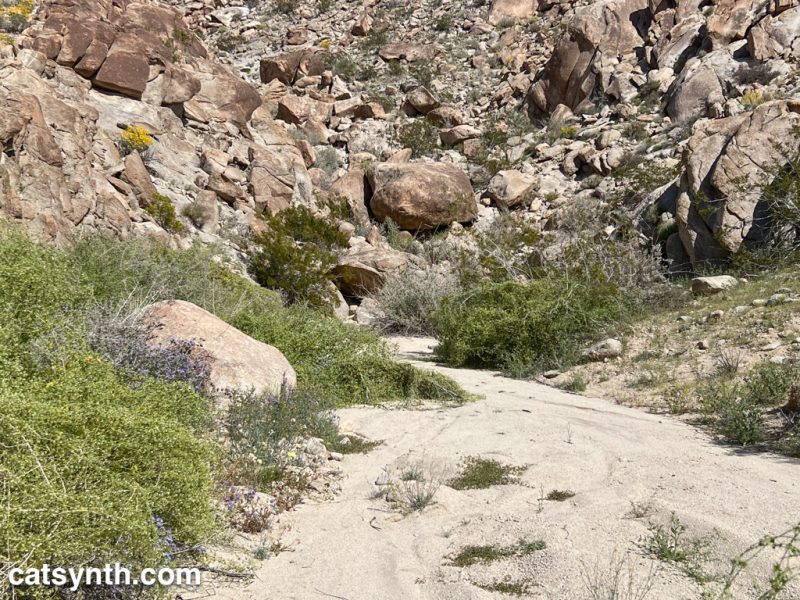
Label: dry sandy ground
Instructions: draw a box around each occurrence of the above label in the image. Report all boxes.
[204,337,800,600]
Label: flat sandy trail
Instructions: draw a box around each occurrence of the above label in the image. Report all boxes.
[210,337,800,600]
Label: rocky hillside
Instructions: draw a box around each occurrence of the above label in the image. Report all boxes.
[1,0,798,304]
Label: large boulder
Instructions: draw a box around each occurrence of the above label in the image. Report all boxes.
[142,300,296,397]
[665,50,739,123]
[675,100,800,264]
[366,162,477,230]
[747,5,800,60]
[691,275,739,296]
[333,240,411,296]
[488,0,537,25]
[526,0,650,114]
[707,0,768,47]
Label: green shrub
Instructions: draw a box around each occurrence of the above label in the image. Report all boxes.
[249,205,348,308]
[743,361,799,406]
[232,307,469,406]
[146,193,185,233]
[0,358,215,598]
[397,119,440,157]
[225,386,340,488]
[448,457,523,490]
[0,229,89,367]
[699,378,764,445]
[435,279,625,371]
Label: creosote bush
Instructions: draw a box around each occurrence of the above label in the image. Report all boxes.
[436,278,625,371]
[146,192,184,233]
[249,205,348,308]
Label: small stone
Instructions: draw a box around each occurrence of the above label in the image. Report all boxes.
[752,298,768,307]
[709,310,724,320]
[691,275,738,296]
[328,452,344,461]
[767,293,789,306]
[697,340,709,350]
[760,341,782,352]
[583,338,623,361]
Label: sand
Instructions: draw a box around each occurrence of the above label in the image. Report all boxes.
[203,337,800,600]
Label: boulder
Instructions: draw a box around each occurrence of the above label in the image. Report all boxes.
[526,0,650,114]
[351,11,373,36]
[259,50,326,85]
[367,162,477,230]
[747,6,800,60]
[277,93,333,124]
[379,42,439,62]
[707,0,768,47]
[333,241,411,296]
[691,276,739,296]
[665,50,739,123]
[404,87,440,115]
[583,338,623,361]
[142,300,296,397]
[488,0,537,25]
[440,125,481,146]
[487,170,538,208]
[675,100,800,263]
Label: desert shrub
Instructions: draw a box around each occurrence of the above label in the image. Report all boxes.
[117,125,154,156]
[70,235,282,321]
[325,51,358,80]
[397,119,440,157]
[182,200,208,229]
[0,229,89,367]
[146,192,185,233]
[450,539,546,567]
[0,358,215,599]
[434,13,454,31]
[314,146,340,175]
[734,63,777,86]
[87,317,211,394]
[381,457,449,513]
[0,0,32,34]
[741,90,765,108]
[699,379,764,445]
[232,306,469,405]
[456,213,543,284]
[435,278,626,370]
[408,60,435,88]
[644,514,710,582]
[373,269,461,335]
[448,456,523,490]
[273,0,298,13]
[249,205,348,308]
[225,386,340,488]
[743,361,800,406]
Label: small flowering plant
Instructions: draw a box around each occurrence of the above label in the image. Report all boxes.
[117,125,154,157]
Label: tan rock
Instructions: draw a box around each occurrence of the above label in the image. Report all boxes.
[487,170,538,209]
[488,0,537,25]
[440,124,481,146]
[379,42,439,62]
[142,300,296,398]
[367,162,477,230]
[333,240,410,296]
[404,87,440,115]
